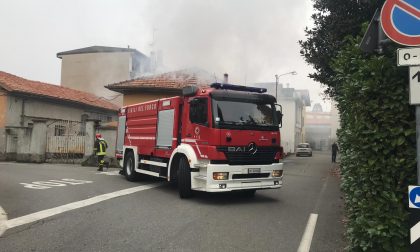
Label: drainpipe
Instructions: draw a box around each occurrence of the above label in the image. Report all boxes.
[20,99,25,126]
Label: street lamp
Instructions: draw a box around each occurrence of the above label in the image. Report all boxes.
[275,71,297,101]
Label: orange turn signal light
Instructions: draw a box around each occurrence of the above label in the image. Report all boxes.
[213,172,229,180]
[272,170,283,177]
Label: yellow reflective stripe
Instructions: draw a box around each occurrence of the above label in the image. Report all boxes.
[97,141,106,155]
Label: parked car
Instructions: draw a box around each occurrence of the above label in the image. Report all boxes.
[296,143,312,157]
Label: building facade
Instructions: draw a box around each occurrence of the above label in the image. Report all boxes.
[305,103,340,151]
[0,71,118,162]
[57,46,151,106]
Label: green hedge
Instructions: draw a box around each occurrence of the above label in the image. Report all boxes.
[332,38,417,251]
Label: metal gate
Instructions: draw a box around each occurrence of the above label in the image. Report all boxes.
[46,120,86,163]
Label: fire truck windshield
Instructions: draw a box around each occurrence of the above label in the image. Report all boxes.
[212,99,278,130]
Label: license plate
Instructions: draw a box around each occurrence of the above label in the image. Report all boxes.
[248,168,261,174]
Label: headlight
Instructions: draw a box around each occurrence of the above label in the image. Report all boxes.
[272,170,283,177]
[213,172,229,180]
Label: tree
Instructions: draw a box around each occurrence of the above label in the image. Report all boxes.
[299,0,382,96]
[300,0,417,250]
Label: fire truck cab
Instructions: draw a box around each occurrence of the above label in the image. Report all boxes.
[116,83,284,198]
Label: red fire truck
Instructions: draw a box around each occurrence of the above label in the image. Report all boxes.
[115,83,284,198]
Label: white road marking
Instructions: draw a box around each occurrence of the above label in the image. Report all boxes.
[4,183,162,231]
[95,170,120,176]
[297,213,318,252]
[20,179,93,190]
[0,206,7,236]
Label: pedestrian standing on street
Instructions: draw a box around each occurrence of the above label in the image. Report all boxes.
[94,133,108,171]
[332,142,339,163]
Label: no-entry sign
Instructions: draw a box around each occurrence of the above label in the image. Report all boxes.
[381,0,420,46]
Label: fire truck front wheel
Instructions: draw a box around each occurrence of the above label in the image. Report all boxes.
[177,156,193,199]
[124,151,139,181]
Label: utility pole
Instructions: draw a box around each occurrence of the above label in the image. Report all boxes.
[274,71,297,102]
[275,74,279,102]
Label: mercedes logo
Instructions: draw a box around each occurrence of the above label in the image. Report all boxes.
[248,142,257,155]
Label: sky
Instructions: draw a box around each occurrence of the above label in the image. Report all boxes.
[0,0,330,111]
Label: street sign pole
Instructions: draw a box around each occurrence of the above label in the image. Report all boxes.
[417,106,420,184]
[409,66,420,184]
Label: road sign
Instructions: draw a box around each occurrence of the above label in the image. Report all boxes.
[410,186,420,250]
[410,186,420,208]
[398,47,420,66]
[410,66,420,105]
[381,0,420,46]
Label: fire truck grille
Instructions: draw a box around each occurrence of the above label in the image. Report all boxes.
[216,146,278,165]
[232,173,270,179]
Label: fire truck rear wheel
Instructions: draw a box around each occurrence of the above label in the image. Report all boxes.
[178,156,193,198]
[124,151,138,182]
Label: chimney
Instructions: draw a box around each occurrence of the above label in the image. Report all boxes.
[223,73,229,84]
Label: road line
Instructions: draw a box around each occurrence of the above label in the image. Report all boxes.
[96,170,120,176]
[4,183,162,230]
[297,213,318,252]
[0,206,7,236]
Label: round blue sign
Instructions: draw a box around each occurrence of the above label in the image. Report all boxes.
[381,0,420,46]
[393,0,420,36]
[410,187,420,208]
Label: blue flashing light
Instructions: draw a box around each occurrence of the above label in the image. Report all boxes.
[210,83,267,93]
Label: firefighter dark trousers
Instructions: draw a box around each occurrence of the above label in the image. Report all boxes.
[97,155,105,171]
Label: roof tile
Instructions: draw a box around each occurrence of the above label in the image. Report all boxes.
[106,69,211,92]
[0,71,118,111]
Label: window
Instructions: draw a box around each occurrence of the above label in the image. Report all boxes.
[298,143,310,148]
[54,125,66,136]
[212,99,275,127]
[189,98,208,125]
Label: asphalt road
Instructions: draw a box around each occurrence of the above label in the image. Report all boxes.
[0,152,344,252]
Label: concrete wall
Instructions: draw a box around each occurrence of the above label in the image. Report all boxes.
[97,127,117,157]
[60,52,133,106]
[0,93,117,162]
[5,95,117,127]
[123,92,177,106]
[5,95,22,127]
[0,128,6,160]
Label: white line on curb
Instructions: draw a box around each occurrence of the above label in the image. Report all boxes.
[4,183,162,231]
[0,206,7,236]
[297,213,318,252]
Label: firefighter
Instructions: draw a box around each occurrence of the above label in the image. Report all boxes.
[94,133,108,171]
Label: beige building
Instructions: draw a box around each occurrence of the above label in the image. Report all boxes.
[57,46,151,106]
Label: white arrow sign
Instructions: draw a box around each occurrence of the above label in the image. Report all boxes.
[412,221,420,244]
[415,195,420,204]
[410,66,420,105]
